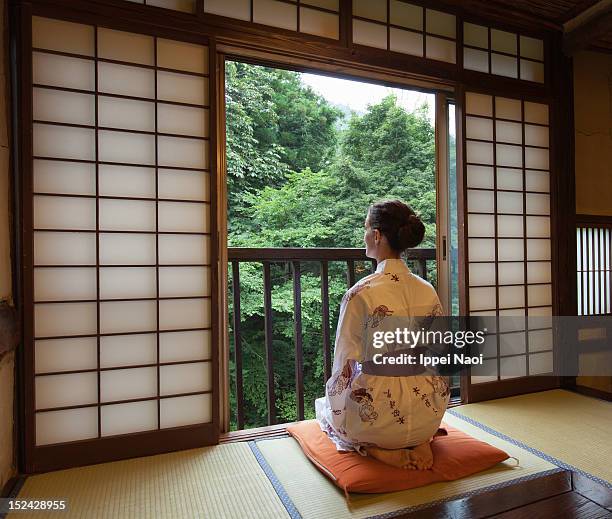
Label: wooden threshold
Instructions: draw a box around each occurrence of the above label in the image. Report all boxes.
[219,421,296,444]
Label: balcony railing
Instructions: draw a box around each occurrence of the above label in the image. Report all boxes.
[228,247,437,429]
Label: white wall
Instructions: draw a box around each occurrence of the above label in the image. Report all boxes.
[574,50,612,216]
[574,50,612,393]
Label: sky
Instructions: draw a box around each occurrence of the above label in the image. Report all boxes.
[300,72,435,122]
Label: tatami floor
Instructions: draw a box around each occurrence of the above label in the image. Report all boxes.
[6,389,612,519]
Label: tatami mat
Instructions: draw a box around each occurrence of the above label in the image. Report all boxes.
[254,412,559,519]
[449,389,612,485]
[10,389,608,519]
[8,442,290,519]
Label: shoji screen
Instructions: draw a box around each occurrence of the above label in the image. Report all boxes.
[352,0,456,63]
[463,23,545,83]
[464,92,553,384]
[30,16,214,450]
[203,0,340,40]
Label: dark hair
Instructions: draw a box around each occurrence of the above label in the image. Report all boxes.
[368,199,425,251]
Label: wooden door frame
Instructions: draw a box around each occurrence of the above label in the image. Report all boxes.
[435,91,451,316]
[215,46,457,431]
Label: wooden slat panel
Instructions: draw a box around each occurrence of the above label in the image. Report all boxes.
[589,226,593,314]
[576,224,612,316]
[583,226,587,315]
[605,229,612,313]
[576,227,584,315]
[601,227,607,314]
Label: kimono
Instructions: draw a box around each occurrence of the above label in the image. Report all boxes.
[315,258,450,452]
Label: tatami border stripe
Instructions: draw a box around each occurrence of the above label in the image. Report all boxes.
[366,467,566,519]
[447,408,612,489]
[249,440,303,519]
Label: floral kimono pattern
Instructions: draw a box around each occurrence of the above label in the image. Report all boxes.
[315,258,450,453]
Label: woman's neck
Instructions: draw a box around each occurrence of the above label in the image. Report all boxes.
[376,252,401,264]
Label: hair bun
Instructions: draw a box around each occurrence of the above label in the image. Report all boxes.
[368,200,426,251]
[398,214,425,249]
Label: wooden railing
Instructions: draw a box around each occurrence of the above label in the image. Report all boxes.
[228,247,436,429]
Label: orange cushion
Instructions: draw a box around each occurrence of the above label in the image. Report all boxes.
[286,420,509,494]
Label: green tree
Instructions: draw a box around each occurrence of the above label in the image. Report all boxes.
[226,66,437,429]
[225,62,342,233]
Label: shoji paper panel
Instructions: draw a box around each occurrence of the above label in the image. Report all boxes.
[36,408,98,446]
[465,91,552,383]
[463,23,545,83]
[32,17,213,445]
[203,0,340,39]
[353,1,456,63]
[160,394,212,428]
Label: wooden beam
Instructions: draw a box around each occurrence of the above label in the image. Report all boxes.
[564,6,612,54]
[589,43,612,53]
[558,0,606,24]
[438,0,562,32]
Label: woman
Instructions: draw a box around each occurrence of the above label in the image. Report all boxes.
[315,199,450,470]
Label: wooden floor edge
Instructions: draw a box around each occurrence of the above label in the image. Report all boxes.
[393,470,573,518]
[571,471,612,511]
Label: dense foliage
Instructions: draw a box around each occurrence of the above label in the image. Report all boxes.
[226,61,437,429]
